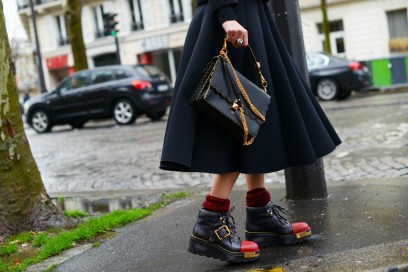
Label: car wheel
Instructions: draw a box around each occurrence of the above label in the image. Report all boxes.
[31,109,52,133]
[146,110,166,121]
[70,121,86,129]
[316,78,339,101]
[113,99,138,125]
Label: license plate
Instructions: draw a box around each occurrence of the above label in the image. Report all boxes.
[157,84,169,91]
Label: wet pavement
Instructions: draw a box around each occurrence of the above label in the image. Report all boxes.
[25,90,408,195]
[51,178,408,272]
[23,90,408,271]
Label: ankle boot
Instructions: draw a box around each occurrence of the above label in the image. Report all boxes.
[245,202,311,246]
[188,207,260,263]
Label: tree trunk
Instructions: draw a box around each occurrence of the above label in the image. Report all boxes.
[66,0,88,71]
[191,0,196,14]
[320,0,332,54]
[0,1,71,238]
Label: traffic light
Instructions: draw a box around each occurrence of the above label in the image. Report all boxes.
[103,12,119,37]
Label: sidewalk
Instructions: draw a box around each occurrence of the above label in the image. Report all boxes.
[43,177,408,272]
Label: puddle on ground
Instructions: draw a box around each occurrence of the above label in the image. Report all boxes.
[51,195,160,214]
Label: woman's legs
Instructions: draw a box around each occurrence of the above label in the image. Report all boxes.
[245,174,265,191]
[210,172,240,199]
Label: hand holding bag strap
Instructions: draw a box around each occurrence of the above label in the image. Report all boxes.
[220,38,268,93]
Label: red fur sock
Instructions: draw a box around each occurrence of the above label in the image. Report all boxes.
[246,188,271,207]
[202,195,230,213]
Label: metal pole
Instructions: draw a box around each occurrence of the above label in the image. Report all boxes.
[268,0,328,200]
[114,36,121,65]
[28,0,47,93]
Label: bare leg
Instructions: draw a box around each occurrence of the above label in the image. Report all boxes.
[210,172,240,199]
[245,174,265,191]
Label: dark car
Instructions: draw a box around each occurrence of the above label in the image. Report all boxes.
[24,65,172,133]
[306,52,372,101]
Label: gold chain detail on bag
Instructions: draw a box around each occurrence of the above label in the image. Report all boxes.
[219,38,267,145]
[240,107,255,145]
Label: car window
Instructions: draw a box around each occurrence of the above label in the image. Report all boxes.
[115,69,132,80]
[59,73,89,95]
[90,70,114,85]
[132,65,162,79]
[306,54,329,69]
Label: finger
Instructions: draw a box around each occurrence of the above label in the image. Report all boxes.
[228,30,238,44]
[243,31,249,47]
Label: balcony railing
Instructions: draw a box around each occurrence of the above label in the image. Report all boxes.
[58,37,70,46]
[170,13,184,24]
[17,0,60,11]
[131,22,144,32]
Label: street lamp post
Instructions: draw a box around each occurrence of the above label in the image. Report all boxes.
[268,0,328,200]
[28,0,47,93]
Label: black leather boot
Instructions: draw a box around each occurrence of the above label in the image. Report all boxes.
[245,202,311,246]
[188,207,260,263]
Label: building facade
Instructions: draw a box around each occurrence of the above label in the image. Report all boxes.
[17,0,193,90]
[300,0,408,87]
[299,0,408,61]
[16,0,408,89]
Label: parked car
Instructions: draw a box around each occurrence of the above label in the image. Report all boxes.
[306,52,372,101]
[24,65,173,133]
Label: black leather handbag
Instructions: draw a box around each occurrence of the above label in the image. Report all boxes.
[190,38,271,146]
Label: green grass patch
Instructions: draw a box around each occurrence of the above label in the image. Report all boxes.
[6,232,33,245]
[92,242,100,248]
[0,260,6,271]
[0,192,189,272]
[33,233,48,248]
[0,244,18,257]
[64,210,89,219]
[43,263,58,272]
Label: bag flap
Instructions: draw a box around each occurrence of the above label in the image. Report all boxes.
[209,58,238,104]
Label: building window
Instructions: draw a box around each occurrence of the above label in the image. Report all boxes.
[93,5,107,38]
[387,9,408,39]
[316,20,346,56]
[387,9,408,52]
[169,0,184,23]
[129,0,144,31]
[56,15,69,46]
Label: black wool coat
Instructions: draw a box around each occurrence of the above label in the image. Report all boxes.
[160,0,342,174]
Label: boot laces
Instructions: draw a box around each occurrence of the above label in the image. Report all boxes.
[267,203,289,225]
[221,206,238,236]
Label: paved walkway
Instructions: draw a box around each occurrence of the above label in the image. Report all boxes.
[44,178,408,272]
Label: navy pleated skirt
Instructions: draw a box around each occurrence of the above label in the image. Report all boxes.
[160,0,341,174]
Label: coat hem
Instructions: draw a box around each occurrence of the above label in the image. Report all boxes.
[160,142,340,174]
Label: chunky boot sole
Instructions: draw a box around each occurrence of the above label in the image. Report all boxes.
[188,235,259,263]
[245,229,312,246]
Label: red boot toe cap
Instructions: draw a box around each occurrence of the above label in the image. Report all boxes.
[240,240,259,253]
[292,222,310,235]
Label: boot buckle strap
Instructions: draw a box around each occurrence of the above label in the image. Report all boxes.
[215,225,231,240]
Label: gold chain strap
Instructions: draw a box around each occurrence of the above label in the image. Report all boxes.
[219,38,267,145]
